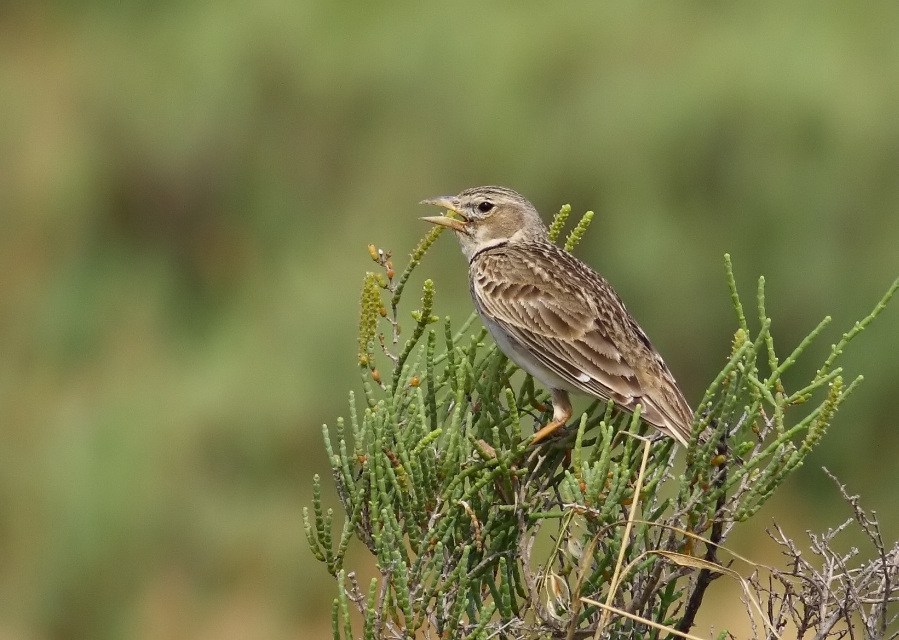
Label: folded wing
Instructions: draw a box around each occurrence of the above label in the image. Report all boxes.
[471,244,694,445]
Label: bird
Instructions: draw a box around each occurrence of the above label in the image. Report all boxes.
[420,186,695,446]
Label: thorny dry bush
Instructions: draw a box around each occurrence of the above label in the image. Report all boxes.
[743,469,899,640]
[305,206,899,639]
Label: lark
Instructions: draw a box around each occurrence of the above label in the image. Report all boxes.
[421,186,695,446]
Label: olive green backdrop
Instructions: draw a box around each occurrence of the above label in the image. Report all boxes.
[1,2,898,638]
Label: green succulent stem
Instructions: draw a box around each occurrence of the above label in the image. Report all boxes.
[311,226,898,639]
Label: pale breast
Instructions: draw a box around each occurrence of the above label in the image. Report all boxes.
[478,308,583,394]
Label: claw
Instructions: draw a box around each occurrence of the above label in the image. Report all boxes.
[530,389,573,445]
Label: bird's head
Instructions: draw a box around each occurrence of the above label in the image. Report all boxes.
[420,186,548,261]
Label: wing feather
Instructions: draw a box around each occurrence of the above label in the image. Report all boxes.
[470,243,693,443]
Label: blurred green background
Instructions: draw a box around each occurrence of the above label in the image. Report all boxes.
[2,2,898,637]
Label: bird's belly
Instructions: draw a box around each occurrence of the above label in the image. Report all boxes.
[480,314,580,394]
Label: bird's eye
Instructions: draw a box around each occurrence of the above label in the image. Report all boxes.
[477,201,494,213]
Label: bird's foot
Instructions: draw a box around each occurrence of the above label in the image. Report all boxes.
[530,389,574,446]
[530,418,568,445]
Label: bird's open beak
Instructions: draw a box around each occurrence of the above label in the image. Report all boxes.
[420,197,468,232]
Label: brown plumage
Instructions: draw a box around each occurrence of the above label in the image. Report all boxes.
[421,186,695,446]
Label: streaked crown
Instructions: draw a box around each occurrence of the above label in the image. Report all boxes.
[421,186,548,261]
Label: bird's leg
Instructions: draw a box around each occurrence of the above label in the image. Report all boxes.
[530,389,572,444]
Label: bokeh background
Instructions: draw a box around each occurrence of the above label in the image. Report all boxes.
[2,2,898,638]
